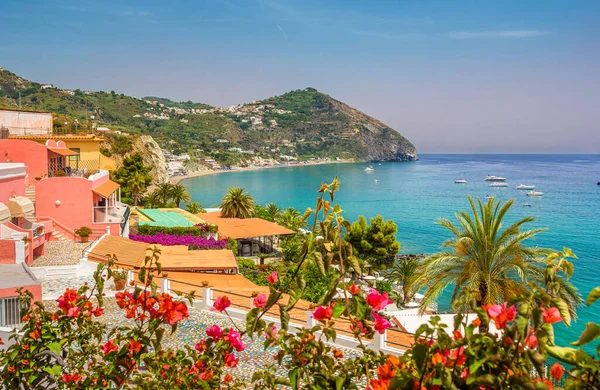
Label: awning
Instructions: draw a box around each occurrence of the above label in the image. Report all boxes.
[93,180,120,198]
[0,202,10,224]
[197,211,296,239]
[47,147,80,156]
[8,196,34,218]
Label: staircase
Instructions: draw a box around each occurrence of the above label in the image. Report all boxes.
[51,230,69,242]
[25,185,36,204]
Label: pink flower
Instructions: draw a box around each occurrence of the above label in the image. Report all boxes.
[372,312,391,334]
[525,329,538,349]
[366,289,393,311]
[542,307,562,324]
[265,325,278,339]
[103,340,118,354]
[266,271,278,284]
[194,340,206,352]
[253,294,267,308]
[225,329,245,352]
[67,307,81,318]
[351,321,368,335]
[206,325,223,340]
[212,296,231,312]
[311,306,333,322]
[485,302,516,329]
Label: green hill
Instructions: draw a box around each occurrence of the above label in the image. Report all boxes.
[0,68,417,165]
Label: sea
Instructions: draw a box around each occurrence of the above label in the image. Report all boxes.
[182,154,600,346]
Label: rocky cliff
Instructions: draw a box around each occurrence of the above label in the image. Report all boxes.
[131,135,169,184]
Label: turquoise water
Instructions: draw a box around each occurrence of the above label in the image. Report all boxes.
[183,155,600,345]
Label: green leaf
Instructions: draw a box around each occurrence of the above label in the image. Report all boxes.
[279,305,290,331]
[551,298,571,326]
[289,367,300,390]
[412,343,427,370]
[546,345,578,364]
[47,342,61,355]
[571,323,600,346]
[347,255,361,275]
[43,364,62,376]
[246,308,259,337]
[332,303,345,318]
[354,295,368,320]
[586,286,600,306]
[335,376,346,390]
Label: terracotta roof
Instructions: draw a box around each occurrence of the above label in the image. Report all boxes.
[87,235,148,267]
[92,180,120,198]
[88,236,238,271]
[47,147,79,156]
[9,134,105,141]
[197,211,296,239]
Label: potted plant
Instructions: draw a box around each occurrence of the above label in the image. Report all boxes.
[112,269,128,291]
[75,226,93,243]
[35,225,44,235]
[55,169,66,177]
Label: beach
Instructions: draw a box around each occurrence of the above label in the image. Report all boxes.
[169,159,355,185]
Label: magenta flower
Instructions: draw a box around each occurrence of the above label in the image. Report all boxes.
[206,324,223,340]
[253,294,267,308]
[225,329,245,352]
[366,289,393,311]
[372,312,391,334]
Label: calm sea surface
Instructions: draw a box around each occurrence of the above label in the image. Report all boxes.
[183,154,600,345]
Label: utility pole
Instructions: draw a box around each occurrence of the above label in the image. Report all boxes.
[18,91,21,107]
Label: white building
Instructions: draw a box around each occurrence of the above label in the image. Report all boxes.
[0,109,53,136]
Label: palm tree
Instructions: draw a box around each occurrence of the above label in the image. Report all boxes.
[154,183,174,206]
[276,207,306,231]
[413,196,580,328]
[220,187,255,218]
[170,184,191,208]
[143,190,163,208]
[185,201,205,214]
[265,203,281,221]
[386,257,420,305]
[129,171,148,207]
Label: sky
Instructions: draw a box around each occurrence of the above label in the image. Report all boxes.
[2,0,600,153]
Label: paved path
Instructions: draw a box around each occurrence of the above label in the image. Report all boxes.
[32,241,88,267]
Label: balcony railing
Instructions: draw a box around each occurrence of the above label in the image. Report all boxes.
[21,218,45,237]
[93,203,129,224]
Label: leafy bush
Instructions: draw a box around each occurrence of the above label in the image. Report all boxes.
[136,224,211,237]
[128,233,229,249]
[237,258,256,269]
[74,226,92,237]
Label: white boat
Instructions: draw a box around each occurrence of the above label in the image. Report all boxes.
[489,182,508,187]
[484,175,507,181]
[524,203,532,207]
[374,179,379,183]
[485,195,494,199]
[527,190,543,197]
[455,179,467,184]
[515,184,535,190]
[364,166,374,172]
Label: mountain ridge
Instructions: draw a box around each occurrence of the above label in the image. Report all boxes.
[0,68,417,165]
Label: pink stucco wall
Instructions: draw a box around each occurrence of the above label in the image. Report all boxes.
[0,240,16,264]
[0,175,26,205]
[0,284,42,302]
[34,177,120,237]
[0,139,48,184]
[4,222,35,266]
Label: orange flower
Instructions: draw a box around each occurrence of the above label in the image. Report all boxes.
[453,330,463,340]
[472,317,481,327]
[333,349,343,359]
[431,352,445,365]
[550,363,565,381]
[377,363,396,381]
[349,284,360,295]
[223,374,233,384]
[386,355,401,368]
[30,329,41,340]
[8,366,15,373]
[127,339,142,354]
[22,344,30,351]
[368,378,389,390]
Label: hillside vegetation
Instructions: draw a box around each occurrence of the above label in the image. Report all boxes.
[0,68,417,165]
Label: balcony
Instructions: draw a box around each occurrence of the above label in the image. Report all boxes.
[93,202,129,224]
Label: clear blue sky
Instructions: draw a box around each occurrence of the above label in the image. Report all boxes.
[2,0,599,153]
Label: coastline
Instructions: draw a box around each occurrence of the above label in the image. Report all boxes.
[170,159,356,185]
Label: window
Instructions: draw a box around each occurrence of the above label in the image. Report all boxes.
[0,297,23,328]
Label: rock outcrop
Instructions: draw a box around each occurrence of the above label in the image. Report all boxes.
[131,135,169,184]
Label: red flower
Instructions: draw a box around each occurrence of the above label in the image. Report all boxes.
[349,284,360,295]
[266,271,278,284]
[333,349,343,359]
[542,307,562,324]
[206,324,223,340]
[550,363,565,381]
[368,379,390,390]
[351,320,368,335]
[486,302,516,329]
[103,340,118,354]
[30,329,41,340]
[67,307,81,317]
[92,307,104,317]
[311,306,333,322]
[0,337,4,345]
[253,294,267,308]
[366,289,393,311]
[127,339,142,354]
[224,352,239,367]
[525,329,538,349]
[212,296,231,312]
[62,373,82,383]
[372,312,391,334]
[224,329,245,352]
[377,363,396,380]
[265,325,278,339]
[453,330,463,340]
[431,352,446,365]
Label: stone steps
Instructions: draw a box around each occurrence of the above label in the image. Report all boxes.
[25,185,36,204]
[52,230,68,242]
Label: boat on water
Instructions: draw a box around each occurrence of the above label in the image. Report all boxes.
[484,175,507,181]
[527,190,544,197]
[364,166,374,172]
[485,195,494,199]
[489,182,508,187]
[516,184,535,190]
[524,203,532,207]
[374,179,379,183]
[455,179,467,184]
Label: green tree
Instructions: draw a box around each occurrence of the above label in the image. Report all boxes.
[170,184,191,208]
[129,171,149,206]
[185,201,205,214]
[220,187,255,219]
[345,215,400,270]
[276,207,306,231]
[112,153,152,205]
[143,190,163,208]
[385,257,420,305]
[413,196,581,329]
[265,203,281,221]
[154,183,174,206]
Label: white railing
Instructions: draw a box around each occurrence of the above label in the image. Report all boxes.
[125,271,409,355]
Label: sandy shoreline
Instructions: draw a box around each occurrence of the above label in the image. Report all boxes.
[170,159,356,185]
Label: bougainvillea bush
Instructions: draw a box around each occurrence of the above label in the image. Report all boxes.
[129,233,229,250]
[2,178,600,389]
